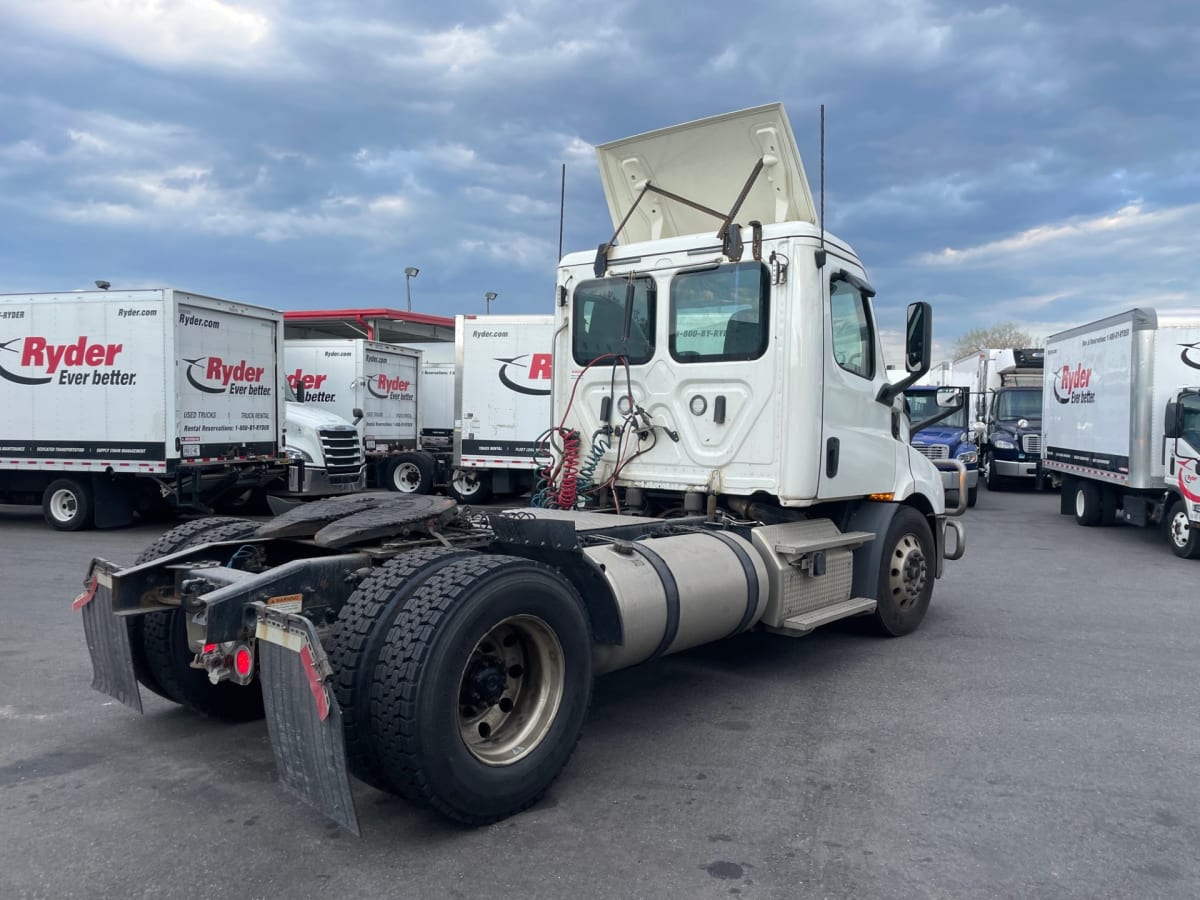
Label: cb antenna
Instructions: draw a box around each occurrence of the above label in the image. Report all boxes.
[815,103,826,269]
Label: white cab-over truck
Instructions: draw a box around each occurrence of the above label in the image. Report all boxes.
[74,104,965,834]
[1043,308,1200,557]
[0,289,289,529]
[283,339,414,494]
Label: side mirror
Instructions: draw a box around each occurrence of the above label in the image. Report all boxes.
[935,387,961,408]
[352,407,364,426]
[905,301,932,374]
[294,382,305,403]
[1164,401,1179,439]
[875,301,934,406]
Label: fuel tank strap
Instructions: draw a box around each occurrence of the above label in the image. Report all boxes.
[628,542,680,661]
[701,531,761,636]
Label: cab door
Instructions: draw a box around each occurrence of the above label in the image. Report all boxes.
[817,269,898,499]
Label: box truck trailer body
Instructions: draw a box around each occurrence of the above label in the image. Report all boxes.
[1043,308,1200,557]
[0,289,287,529]
[283,339,415,490]
[401,341,455,450]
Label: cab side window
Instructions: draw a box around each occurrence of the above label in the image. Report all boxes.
[830,277,875,379]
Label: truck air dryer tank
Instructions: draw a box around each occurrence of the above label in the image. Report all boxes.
[586,530,769,674]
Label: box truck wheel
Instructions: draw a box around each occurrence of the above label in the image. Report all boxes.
[369,556,593,823]
[966,485,978,508]
[449,468,493,504]
[138,519,265,720]
[325,546,478,792]
[871,507,934,637]
[982,454,1003,491]
[1073,482,1103,527]
[130,517,260,701]
[386,452,435,494]
[1165,499,1200,559]
[42,478,93,531]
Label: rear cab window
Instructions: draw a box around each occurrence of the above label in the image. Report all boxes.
[572,277,656,365]
[669,262,770,363]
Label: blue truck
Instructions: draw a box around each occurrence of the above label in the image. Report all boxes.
[905,385,979,508]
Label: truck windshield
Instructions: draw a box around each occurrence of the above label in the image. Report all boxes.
[1181,393,1200,449]
[995,388,1042,419]
[905,391,966,428]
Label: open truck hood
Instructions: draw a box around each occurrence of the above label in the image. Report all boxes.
[595,103,816,244]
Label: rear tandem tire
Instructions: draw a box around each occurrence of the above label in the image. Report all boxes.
[129,517,260,701]
[42,478,93,531]
[134,518,265,719]
[449,468,494,504]
[324,546,479,791]
[387,451,436,494]
[369,555,593,823]
[1073,481,1103,527]
[870,507,935,637]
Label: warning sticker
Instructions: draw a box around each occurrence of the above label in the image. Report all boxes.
[267,593,303,614]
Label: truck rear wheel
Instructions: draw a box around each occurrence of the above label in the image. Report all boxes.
[325,546,478,791]
[1073,482,1103,526]
[136,518,265,720]
[42,478,93,531]
[871,507,934,637]
[449,468,493,504]
[1165,499,1200,559]
[369,555,592,823]
[131,516,261,701]
[387,451,435,494]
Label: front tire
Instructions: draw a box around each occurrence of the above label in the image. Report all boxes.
[983,454,1003,490]
[871,507,935,637]
[966,485,978,508]
[370,555,593,823]
[387,451,435,494]
[1164,499,1200,559]
[42,478,93,531]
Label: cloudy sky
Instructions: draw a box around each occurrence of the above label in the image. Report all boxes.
[0,0,1196,359]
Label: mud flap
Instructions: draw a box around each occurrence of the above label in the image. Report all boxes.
[254,605,360,836]
[75,559,142,713]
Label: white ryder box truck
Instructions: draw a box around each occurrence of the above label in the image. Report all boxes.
[451,314,554,503]
[0,289,287,530]
[1043,308,1200,558]
[284,339,417,491]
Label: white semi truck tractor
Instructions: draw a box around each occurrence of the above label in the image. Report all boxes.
[1043,308,1200,558]
[74,104,966,834]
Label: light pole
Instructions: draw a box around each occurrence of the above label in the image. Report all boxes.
[485,291,497,314]
[404,266,419,311]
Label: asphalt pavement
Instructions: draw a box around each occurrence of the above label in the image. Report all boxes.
[1,486,1197,899]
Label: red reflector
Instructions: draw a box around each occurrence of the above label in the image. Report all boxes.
[203,643,218,654]
[233,646,253,677]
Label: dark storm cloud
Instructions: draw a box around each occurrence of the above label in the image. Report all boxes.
[0,0,1195,353]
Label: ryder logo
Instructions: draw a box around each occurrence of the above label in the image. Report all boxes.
[1,335,129,386]
[183,357,270,396]
[497,353,551,397]
[1179,459,1200,503]
[367,374,413,400]
[1180,341,1200,371]
[1052,363,1096,405]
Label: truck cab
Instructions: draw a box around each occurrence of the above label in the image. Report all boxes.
[979,348,1044,489]
[280,381,366,497]
[905,385,979,507]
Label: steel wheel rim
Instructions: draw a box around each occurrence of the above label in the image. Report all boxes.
[393,462,420,492]
[457,614,564,766]
[50,489,77,522]
[452,471,480,497]
[888,533,927,610]
[1075,489,1086,518]
[1170,510,1190,548]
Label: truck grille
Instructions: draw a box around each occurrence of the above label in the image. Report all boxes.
[319,428,364,484]
[914,444,950,460]
[1022,434,1042,456]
